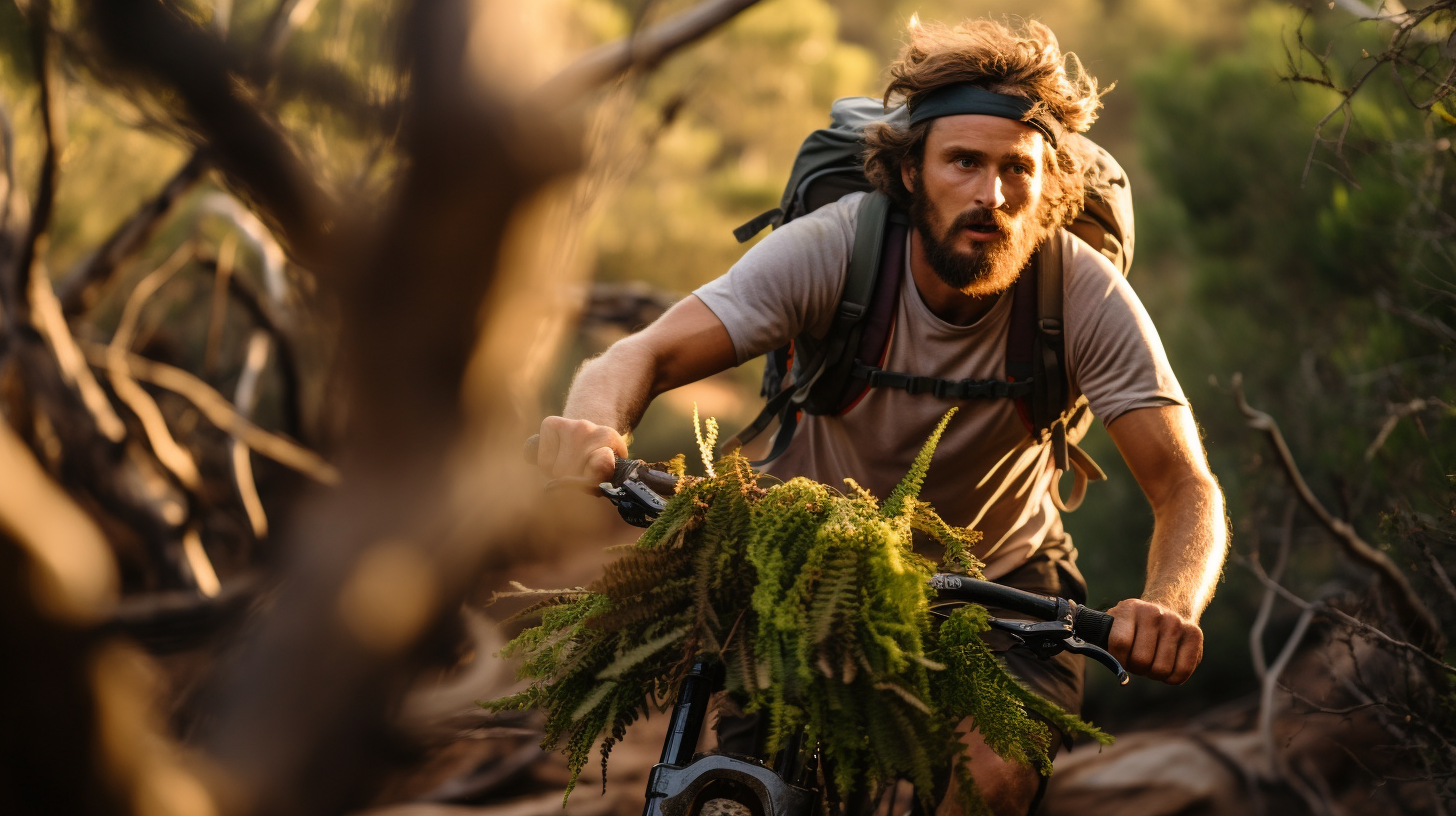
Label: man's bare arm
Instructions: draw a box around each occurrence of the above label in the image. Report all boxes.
[1103,404,1229,684]
[537,295,737,480]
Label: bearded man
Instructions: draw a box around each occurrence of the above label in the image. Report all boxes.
[534,18,1228,816]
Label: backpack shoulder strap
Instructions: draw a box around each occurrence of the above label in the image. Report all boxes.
[1006,234,1067,436]
[822,190,893,374]
[1025,231,1111,512]
[722,192,893,458]
[1005,254,1039,431]
[1032,231,1067,444]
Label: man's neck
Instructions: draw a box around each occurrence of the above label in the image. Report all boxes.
[908,227,1003,326]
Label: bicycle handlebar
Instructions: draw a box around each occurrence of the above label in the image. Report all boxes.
[928,574,1115,652]
[525,434,1126,682]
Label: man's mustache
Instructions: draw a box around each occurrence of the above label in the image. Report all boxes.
[949,207,1015,234]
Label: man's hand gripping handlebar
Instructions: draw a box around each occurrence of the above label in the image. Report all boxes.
[525,434,678,527]
[524,435,1129,683]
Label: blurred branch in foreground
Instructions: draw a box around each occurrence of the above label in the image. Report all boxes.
[0,0,766,814]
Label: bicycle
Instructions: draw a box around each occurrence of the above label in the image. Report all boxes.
[526,441,1127,816]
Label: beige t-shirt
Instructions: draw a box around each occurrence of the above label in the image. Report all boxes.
[694,192,1186,579]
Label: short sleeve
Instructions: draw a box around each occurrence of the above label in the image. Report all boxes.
[1062,232,1187,425]
[693,193,863,364]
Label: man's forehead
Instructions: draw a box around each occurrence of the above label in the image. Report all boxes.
[926,114,1044,156]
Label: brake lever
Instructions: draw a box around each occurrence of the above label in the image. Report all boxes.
[601,478,668,528]
[989,617,1130,685]
[989,619,1072,659]
[1061,636,1130,685]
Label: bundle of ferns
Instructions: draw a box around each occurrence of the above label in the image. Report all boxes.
[485,409,1109,813]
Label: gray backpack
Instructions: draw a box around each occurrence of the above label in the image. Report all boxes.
[727,97,1135,511]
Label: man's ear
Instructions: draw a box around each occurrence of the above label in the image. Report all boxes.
[900,161,917,194]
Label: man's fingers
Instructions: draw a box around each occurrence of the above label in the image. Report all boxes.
[584,446,617,483]
[1108,606,1136,666]
[1126,606,1161,676]
[535,417,630,479]
[1107,598,1206,685]
[1148,611,1183,681]
[1166,627,1204,685]
[536,418,564,472]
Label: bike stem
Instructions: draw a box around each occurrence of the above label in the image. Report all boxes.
[659,660,719,767]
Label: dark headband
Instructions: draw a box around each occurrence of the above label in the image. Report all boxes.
[907,84,1060,147]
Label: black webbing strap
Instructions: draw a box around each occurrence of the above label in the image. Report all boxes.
[851,364,1034,400]
[795,193,891,397]
[723,381,802,455]
[733,208,784,244]
[1005,251,1039,403]
[827,212,907,412]
[1032,235,1069,471]
[758,395,800,465]
[723,194,894,459]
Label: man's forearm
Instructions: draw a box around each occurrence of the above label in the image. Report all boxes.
[562,339,659,436]
[1141,475,1228,622]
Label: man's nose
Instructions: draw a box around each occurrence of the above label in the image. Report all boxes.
[972,174,1006,210]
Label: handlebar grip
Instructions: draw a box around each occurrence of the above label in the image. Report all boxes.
[1073,606,1114,651]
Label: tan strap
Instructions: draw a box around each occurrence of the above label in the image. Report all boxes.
[1067,440,1108,482]
[1050,441,1106,513]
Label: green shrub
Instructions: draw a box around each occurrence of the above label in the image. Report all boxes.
[484,409,1109,812]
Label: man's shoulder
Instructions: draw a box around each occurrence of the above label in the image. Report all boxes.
[1059,228,1123,285]
[769,191,867,248]
[692,193,868,359]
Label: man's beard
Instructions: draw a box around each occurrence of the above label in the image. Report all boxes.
[909,185,1046,298]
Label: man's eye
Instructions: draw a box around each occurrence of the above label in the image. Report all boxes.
[1009,164,1029,175]
[956,158,977,169]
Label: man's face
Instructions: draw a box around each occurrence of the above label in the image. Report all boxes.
[901,115,1050,297]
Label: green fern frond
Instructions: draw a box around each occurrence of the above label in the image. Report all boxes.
[484,415,1109,807]
[596,625,688,680]
[882,408,958,518]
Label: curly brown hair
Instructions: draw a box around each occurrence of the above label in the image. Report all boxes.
[863,18,1106,231]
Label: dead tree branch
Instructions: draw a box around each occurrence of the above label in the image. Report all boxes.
[58,0,325,316]
[80,0,338,272]
[1418,538,1456,607]
[79,341,339,485]
[1286,1,1456,178]
[204,234,237,372]
[231,330,273,537]
[1243,558,1455,678]
[56,153,209,315]
[1232,373,1443,649]
[180,0,770,812]
[1259,606,1327,812]
[0,412,118,625]
[105,241,203,491]
[1251,496,1298,681]
[26,262,127,442]
[12,9,59,322]
[540,0,765,101]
